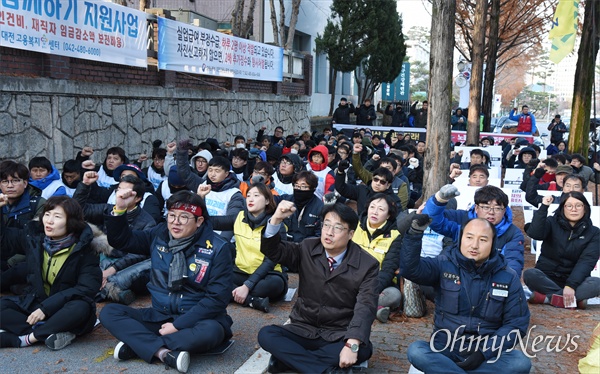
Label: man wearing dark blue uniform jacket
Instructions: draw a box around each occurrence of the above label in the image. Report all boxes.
[401,215,531,373]
[99,190,233,373]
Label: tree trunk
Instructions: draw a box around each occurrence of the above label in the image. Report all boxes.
[285,0,301,50]
[466,0,488,144]
[232,0,244,36]
[329,68,338,117]
[278,0,286,49]
[422,0,456,201]
[269,0,280,45]
[241,0,257,39]
[481,0,500,133]
[570,0,600,157]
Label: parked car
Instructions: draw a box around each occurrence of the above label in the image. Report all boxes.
[492,116,518,133]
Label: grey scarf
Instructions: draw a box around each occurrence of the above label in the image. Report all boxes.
[167,234,196,291]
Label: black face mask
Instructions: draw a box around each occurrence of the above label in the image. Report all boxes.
[293,189,314,210]
[62,175,80,189]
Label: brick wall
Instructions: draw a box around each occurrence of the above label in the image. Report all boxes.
[0,47,311,96]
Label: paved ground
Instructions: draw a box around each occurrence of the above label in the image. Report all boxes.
[2,205,599,373]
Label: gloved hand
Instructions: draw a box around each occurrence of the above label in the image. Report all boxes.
[435,184,460,203]
[323,192,338,206]
[338,159,350,173]
[177,139,192,151]
[248,148,261,159]
[396,211,416,235]
[408,158,419,169]
[533,167,546,179]
[251,174,265,184]
[408,214,431,235]
[456,351,485,371]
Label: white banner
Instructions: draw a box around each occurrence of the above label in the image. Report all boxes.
[0,0,148,67]
[158,17,283,82]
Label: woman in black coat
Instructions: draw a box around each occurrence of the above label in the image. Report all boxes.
[0,196,101,350]
[524,192,600,308]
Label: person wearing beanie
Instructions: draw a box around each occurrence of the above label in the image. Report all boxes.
[189,149,213,182]
[265,146,283,167]
[155,166,191,218]
[332,97,355,125]
[272,153,303,195]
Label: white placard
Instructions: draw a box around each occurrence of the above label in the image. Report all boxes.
[158,17,283,82]
[0,0,148,67]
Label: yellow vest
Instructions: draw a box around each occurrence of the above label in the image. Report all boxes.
[352,226,400,268]
[233,212,283,274]
[42,244,75,296]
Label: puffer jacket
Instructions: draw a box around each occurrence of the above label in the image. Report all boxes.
[352,213,401,293]
[335,170,401,216]
[527,204,600,289]
[1,223,101,335]
[423,195,525,278]
[401,230,530,361]
[104,214,234,334]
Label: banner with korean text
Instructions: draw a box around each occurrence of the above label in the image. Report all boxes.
[158,17,283,82]
[0,0,148,67]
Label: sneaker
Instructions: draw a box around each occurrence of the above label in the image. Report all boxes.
[528,291,546,304]
[0,330,21,348]
[114,341,138,360]
[164,350,190,373]
[577,299,588,310]
[376,306,390,323]
[248,297,270,313]
[45,332,76,350]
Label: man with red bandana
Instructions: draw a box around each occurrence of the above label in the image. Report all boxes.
[99,190,234,373]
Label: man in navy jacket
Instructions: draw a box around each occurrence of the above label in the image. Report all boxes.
[401,215,531,373]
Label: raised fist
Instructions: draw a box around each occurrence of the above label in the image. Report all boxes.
[408,158,419,169]
[435,184,460,203]
[81,147,94,157]
[197,184,212,198]
[338,159,350,173]
[166,141,177,154]
[353,143,363,154]
[81,160,96,170]
[83,171,99,185]
[409,214,432,234]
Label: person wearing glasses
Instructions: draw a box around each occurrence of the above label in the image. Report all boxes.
[525,192,600,309]
[258,202,379,373]
[272,153,304,196]
[99,190,234,373]
[335,163,401,219]
[239,161,279,198]
[142,147,168,191]
[0,160,46,280]
[422,185,525,277]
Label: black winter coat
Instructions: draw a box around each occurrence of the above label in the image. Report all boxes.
[1,223,101,335]
[527,204,600,289]
[332,103,355,124]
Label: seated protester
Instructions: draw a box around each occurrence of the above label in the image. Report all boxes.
[230,148,250,182]
[272,153,303,196]
[336,164,401,216]
[107,164,161,223]
[506,145,536,169]
[189,149,213,183]
[352,194,402,323]
[239,161,279,198]
[524,166,580,207]
[460,164,489,187]
[155,167,191,219]
[73,173,156,305]
[28,157,67,199]
[451,148,487,170]
[176,140,244,241]
[258,202,379,374]
[306,145,335,200]
[401,216,531,373]
[571,153,599,187]
[371,135,386,151]
[329,143,357,188]
[282,135,298,155]
[258,126,285,148]
[525,192,600,309]
[100,191,234,373]
[266,145,283,167]
[552,153,568,165]
[533,158,559,189]
[547,140,568,156]
[0,196,101,350]
[60,159,82,197]
[326,145,338,170]
[352,143,408,211]
[423,185,525,278]
[399,144,424,198]
[387,153,410,185]
[518,157,541,192]
[480,136,495,147]
[208,184,288,313]
[143,147,168,191]
[0,160,46,272]
[80,147,128,204]
[279,171,323,242]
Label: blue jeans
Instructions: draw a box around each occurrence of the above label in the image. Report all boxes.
[407,340,531,374]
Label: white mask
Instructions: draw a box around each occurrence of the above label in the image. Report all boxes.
[236,143,246,149]
[290,148,298,154]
